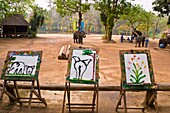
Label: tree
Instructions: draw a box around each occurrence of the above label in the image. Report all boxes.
[152,0,170,25]
[54,0,91,31]
[94,0,128,41]
[0,0,35,20]
[29,5,47,37]
[120,4,146,33]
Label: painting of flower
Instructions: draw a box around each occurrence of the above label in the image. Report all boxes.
[124,54,151,85]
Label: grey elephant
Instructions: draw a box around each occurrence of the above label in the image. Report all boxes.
[135,36,146,47]
[159,36,170,48]
[73,31,86,44]
[132,29,145,47]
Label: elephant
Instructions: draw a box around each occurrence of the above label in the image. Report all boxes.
[135,36,146,47]
[73,30,86,44]
[132,29,145,47]
[132,29,142,37]
[159,36,170,48]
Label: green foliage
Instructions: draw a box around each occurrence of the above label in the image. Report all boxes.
[0,0,35,21]
[152,0,170,25]
[29,5,47,37]
[94,0,128,41]
[54,0,91,29]
[55,0,90,16]
[121,4,146,29]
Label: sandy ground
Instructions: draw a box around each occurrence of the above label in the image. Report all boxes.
[0,34,170,113]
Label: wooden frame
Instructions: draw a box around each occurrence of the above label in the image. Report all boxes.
[62,47,99,113]
[116,50,158,113]
[0,51,47,112]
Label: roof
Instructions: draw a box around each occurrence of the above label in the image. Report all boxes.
[0,14,29,26]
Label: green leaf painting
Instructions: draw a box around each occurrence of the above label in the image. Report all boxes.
[124,54,151,85]
[82,50,93,55]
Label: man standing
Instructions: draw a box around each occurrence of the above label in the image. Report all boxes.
[145,37,149,48]
[120,34,124,43]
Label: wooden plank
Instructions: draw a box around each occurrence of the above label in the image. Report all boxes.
[1,83,170,91]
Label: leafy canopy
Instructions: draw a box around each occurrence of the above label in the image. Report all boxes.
[54,0,91,17]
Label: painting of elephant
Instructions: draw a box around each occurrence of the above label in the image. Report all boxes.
[73,30,86,44]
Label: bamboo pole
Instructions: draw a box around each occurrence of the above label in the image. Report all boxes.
[1,83,170,91]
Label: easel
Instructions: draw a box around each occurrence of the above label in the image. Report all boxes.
[62,47,99,113]
[0,51,47,112]
[116,50,158,113]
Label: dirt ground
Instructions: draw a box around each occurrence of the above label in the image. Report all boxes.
[0,34,170,113]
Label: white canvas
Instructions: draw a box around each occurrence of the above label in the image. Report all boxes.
[70,49,96,81]
[6,55,38,75]
[124,54,151,84]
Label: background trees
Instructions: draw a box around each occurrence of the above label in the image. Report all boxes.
[152,0,170,25]
[0,0,35,20]
[94,0,128,41]
[54,0,91,31]
[0,0,169,38]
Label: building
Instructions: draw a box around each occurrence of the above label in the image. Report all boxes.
[0,14,29,38]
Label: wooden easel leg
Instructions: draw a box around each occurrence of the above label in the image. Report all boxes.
[28,80,35,113]
[13,81,22,105]
[67,82,71,112]
[154,91,158,113]
[116,91,123,112]
[36,80,41,98]
[62,82,67,113]
[92,84,97,111]
[96,84,99,113]
[35,80,47,106]
[143,90,158,112]
[123,91,127,113]
[0,80,7,103]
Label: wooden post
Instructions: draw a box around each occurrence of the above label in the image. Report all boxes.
[6,84,16,103]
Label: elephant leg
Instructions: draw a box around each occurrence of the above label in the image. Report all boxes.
[78,38,81,44]
[138,41,141,47]
[80,37,83,44]
[142,40,145,47]
[135,42,138,47]
[81,38,83,44]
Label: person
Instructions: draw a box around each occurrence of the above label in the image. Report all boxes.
[120,34,124,43]
[127,37,130,42]
[131,35,134,42]
[145,37,149,47]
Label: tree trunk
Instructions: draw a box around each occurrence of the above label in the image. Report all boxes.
[78,12,82,31]
[107,26,113,41]
[105,25,108,39]
[106,16,114,41]
[152,18,159,39]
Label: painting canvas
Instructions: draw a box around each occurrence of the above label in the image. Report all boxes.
[5,55,38,77]
[70,49,96,81]
[1,51,42,80]
[124,54,151,85]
